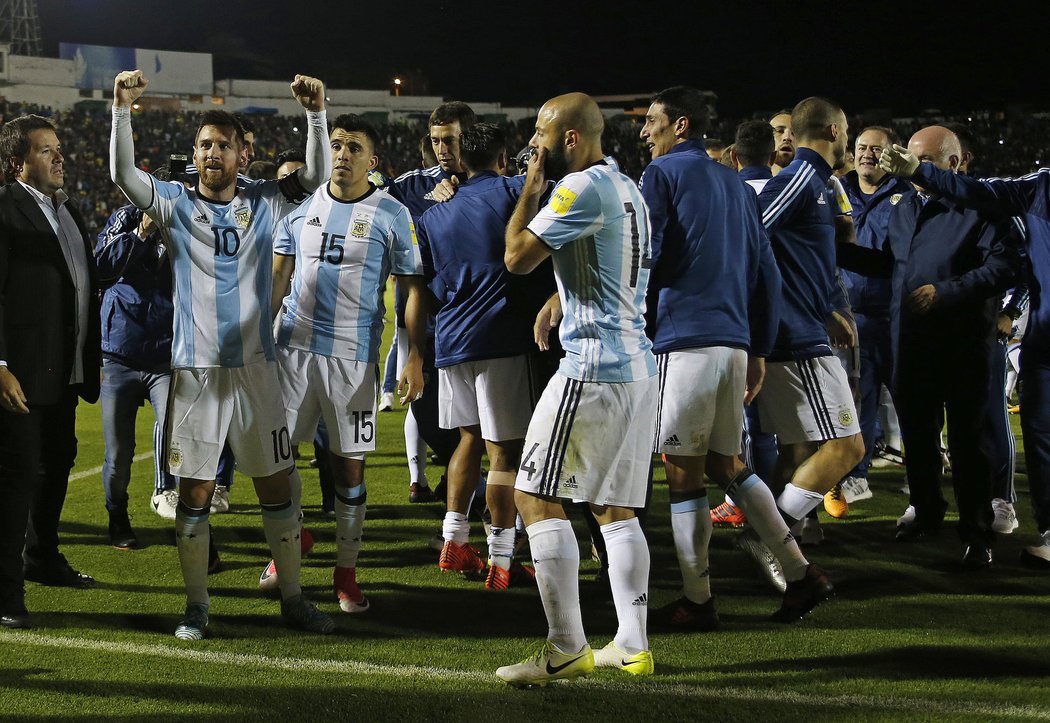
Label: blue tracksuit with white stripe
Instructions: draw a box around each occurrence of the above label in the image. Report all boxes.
[908,163,1050,534]
[757,148,837,360]
[640,139,781,358]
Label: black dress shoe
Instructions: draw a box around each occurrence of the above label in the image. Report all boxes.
[24,557,95,588]
[108,508,139,550]
[894,518,942,542]
[1,612,32,629]
[962,544,993,569]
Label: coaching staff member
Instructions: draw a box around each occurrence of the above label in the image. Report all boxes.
[0,114,100,629]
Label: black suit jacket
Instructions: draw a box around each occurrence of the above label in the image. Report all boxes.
[0,182,101,405]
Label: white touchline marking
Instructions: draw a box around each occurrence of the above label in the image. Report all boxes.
[2,632,1049,719]
[68,452,153,482]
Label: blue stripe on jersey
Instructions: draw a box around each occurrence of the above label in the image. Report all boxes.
[170,216,196,366]
[310,201,354,356]
[212,226,244,367]
[253,212,277,362]
[357,201,393,354]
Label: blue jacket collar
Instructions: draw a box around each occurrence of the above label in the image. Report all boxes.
[739,166,772,182]
[794,147,832,180]
[665,139,707,156]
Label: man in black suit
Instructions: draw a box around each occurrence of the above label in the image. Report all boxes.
[0,114,101,629]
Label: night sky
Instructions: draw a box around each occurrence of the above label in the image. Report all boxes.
[37,0,1050,118]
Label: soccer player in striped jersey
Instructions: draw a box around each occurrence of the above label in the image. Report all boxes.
[109,69,336,639]
[496,93,659,687]
[754,97,865,619]
[266,114,426,614]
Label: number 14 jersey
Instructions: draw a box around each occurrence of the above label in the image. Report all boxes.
[274,184,422,362]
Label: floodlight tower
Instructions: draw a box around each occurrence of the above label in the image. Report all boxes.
[0,0,43,56]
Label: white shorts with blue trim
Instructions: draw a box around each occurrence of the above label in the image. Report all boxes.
[757,356,860,445]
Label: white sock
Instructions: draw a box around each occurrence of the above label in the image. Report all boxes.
[669,493,712,604]
[405,408,427,487]
[442,511,470,544]
[288,466,303,512]
[175,503,210,607]
[527,517,587,654]
[487,526,514,570]
[777,483,825,526]
[730,473,809,581]
[601,517,650,654]
[261,500,302,600]
[335,482,367,568]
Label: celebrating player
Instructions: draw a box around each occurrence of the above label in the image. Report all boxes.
[264,114,426,613]
[109,69,335,639]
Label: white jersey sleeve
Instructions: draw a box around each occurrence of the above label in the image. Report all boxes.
[527,173,603,250]
[388,206,423,276]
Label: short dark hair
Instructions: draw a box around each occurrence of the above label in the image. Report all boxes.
[459,123,505,172]
[857,125,899,147]
[734,119,775,167]
[247,160,276,180]
[331,114,380,153]
[704,138,726,153]
[419,133,437,167]
[0,114,57,180]
[233,113,257,135]
[428,101,476,130]
[941,121,975,155]
[275,148,306,169]
[651,86,710,138]
[790,97,845,140]
[196,110,246,146]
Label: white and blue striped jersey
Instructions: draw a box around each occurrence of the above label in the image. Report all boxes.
[148,177,297,369]
[527,160,657,383]
[274,185,422,362]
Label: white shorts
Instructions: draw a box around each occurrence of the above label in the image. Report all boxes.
[656,347,746,456]
[515,373,658,508]
[438,355,534,441]
[278,346,378,459]
[757,356,860,444]
[165,362,292,480]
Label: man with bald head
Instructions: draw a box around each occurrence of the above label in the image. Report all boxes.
[840,125,1021,566]
[497,93,659,685]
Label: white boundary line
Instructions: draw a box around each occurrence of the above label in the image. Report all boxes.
[69,452,153,482]
[2,632,1049,718]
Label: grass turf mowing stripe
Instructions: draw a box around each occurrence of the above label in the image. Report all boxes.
[5,632,1050,719]
[68,451,153,481]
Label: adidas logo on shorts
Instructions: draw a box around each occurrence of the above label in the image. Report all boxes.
[307,216,322,227]
[632,593,648,607]
[663,434,682,447]
[562,475,578,490]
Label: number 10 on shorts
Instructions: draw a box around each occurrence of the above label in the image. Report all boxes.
[271,426,292,463]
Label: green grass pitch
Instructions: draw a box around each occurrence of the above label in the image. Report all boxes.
[2,316,1049,720]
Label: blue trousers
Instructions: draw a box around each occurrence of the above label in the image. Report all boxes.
[854,313,895,479]
[1019,349,1050,533]
[100,358,176,511]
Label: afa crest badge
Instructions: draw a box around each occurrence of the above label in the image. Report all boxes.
[235,208,252,229]
[839,410,854,426]
[351,215,371,239]
[890,193,903,206]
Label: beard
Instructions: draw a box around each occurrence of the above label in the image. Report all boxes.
[197,164,237,194]
[774,148,795,167]
[542,144,569,182]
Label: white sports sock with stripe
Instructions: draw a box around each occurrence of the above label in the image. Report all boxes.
[602,517,650,655]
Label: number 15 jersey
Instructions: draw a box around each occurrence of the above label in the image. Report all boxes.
[148,177,299,369]
[274,184,422,362]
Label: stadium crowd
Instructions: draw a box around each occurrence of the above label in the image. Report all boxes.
[3,99,1049,236]
[1,77,1049,688]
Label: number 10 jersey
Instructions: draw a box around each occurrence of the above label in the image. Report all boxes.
[274,184,422,362]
